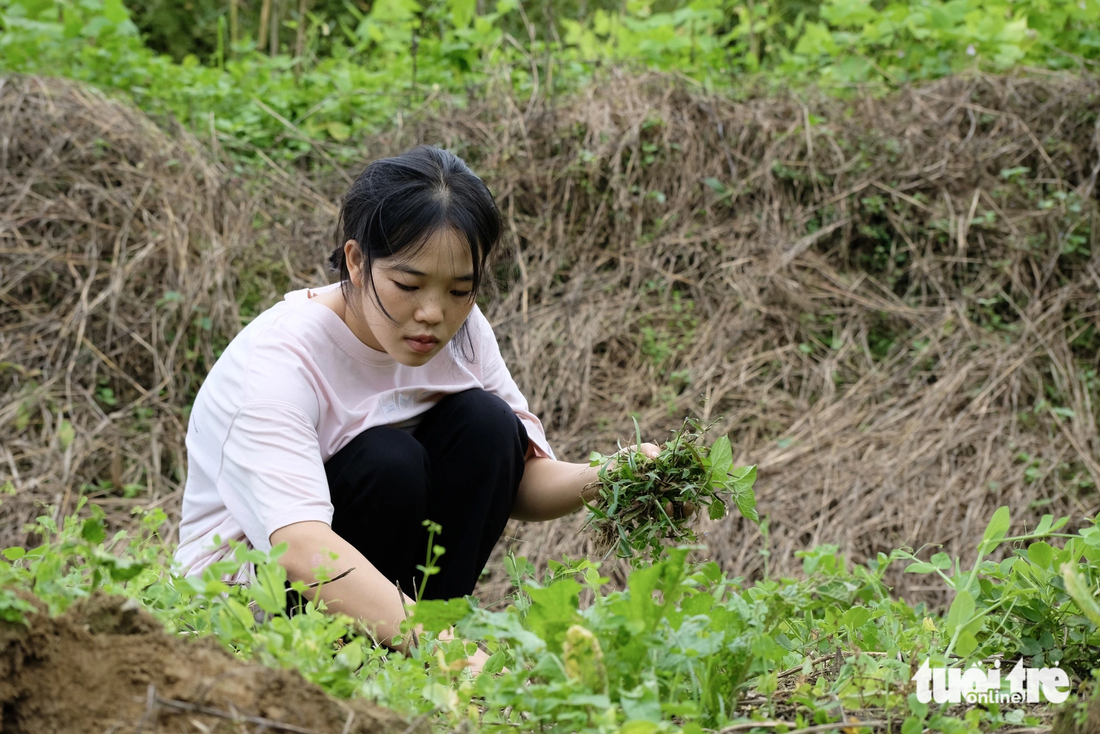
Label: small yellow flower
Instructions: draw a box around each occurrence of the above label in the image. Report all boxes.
[923,617,937,633]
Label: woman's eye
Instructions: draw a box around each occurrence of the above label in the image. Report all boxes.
[393,282,418,292]
[451,291,473,298]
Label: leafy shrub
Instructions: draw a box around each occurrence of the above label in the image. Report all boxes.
[2,0,1099,164]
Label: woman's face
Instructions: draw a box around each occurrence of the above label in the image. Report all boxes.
[343,228,477,366]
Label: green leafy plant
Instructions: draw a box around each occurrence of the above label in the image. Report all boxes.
[583,418,759,565]
[897,506,1100,672]
[3,0,1099,167]
[4,498,1098,732]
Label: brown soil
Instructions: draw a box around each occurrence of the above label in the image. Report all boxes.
[1052,678,1100,734]
[0,593,421,734]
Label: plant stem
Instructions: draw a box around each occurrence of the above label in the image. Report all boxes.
[269,0,281,56]
[258,0,271,52]
[229,0,239,57]
[295,0,311,63]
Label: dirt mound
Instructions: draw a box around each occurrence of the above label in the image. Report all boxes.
[1052,677,1100,734]
[0,593,417,734]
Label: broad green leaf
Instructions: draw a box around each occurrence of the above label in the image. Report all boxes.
[945,589,975,635]
[731,465,757,491]
[902,716,924,734]
[2,547,25,560]
[422,681,460,713]
[708,436,733,480]
[226,598,256,630]
[735,489,759,523]
[447,0,476,27]
[981,506,1011,547]
[955,630,978,657]
[703,177,727,194]
[841,606,870,629]
[1018,636,1042,655]
[1027,541,1055,569]
[103,0,131,25]
[709,497,727,521]
[93,550,147,582]
[525,578,582,652]
[1062,563,1100,627]
[326,121,351,142]
[620,680,662,722]
[480,650,506,675]
[624,562,663,632]
[410,597,471,632]
[930,552,952,569]
[661,701,700,717]
[904,562,936,574]
[336,640,364,671]
[756,668,779,695]
[730,465,754,480]
[250,561,288,615]
[1034,514,1053,536]
[81,517,106,545]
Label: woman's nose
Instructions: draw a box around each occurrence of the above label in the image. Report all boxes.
[414,293,444,324]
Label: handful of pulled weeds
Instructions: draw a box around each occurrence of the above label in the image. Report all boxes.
[583,419,759,565]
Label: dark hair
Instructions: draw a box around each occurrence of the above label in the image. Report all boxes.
[329,146,501,361]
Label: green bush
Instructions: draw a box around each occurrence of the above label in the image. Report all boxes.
[2,0,1098,164]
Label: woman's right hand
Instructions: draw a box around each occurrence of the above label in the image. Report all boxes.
[430,626,497,676]
[465,644,492,675]
[271,523,500,674]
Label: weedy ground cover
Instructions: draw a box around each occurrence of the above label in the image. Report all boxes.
[1,497,1097,733]
[4,69,1099,612]
[584,420,759,564]
[2,0,1099,164]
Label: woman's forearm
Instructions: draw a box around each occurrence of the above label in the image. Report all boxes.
[512,442,661,522]
[511,457,601,521]
[269,520,416,650]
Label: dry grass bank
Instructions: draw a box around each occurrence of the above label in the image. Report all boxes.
[1,72,1098,605]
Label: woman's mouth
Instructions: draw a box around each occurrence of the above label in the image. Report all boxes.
[405,336,438,354]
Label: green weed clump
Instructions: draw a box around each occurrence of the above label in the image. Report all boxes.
[2,495,1099,732]
[584,420,759,565]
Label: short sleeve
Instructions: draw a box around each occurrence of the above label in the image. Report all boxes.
[217,401,334,551]
[469,309,557,461]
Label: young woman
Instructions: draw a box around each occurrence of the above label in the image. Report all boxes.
[174,145,658,661]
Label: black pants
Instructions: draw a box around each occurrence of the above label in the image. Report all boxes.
[286,388,529,614]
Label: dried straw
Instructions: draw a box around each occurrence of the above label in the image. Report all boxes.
[2,71,1098,609]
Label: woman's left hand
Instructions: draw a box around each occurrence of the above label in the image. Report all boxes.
[617,442,661,462]
[608,442,697,519]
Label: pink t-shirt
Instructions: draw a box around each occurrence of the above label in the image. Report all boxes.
[173,282,554,582]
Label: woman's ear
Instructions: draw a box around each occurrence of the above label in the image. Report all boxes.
[344,239,363,288]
